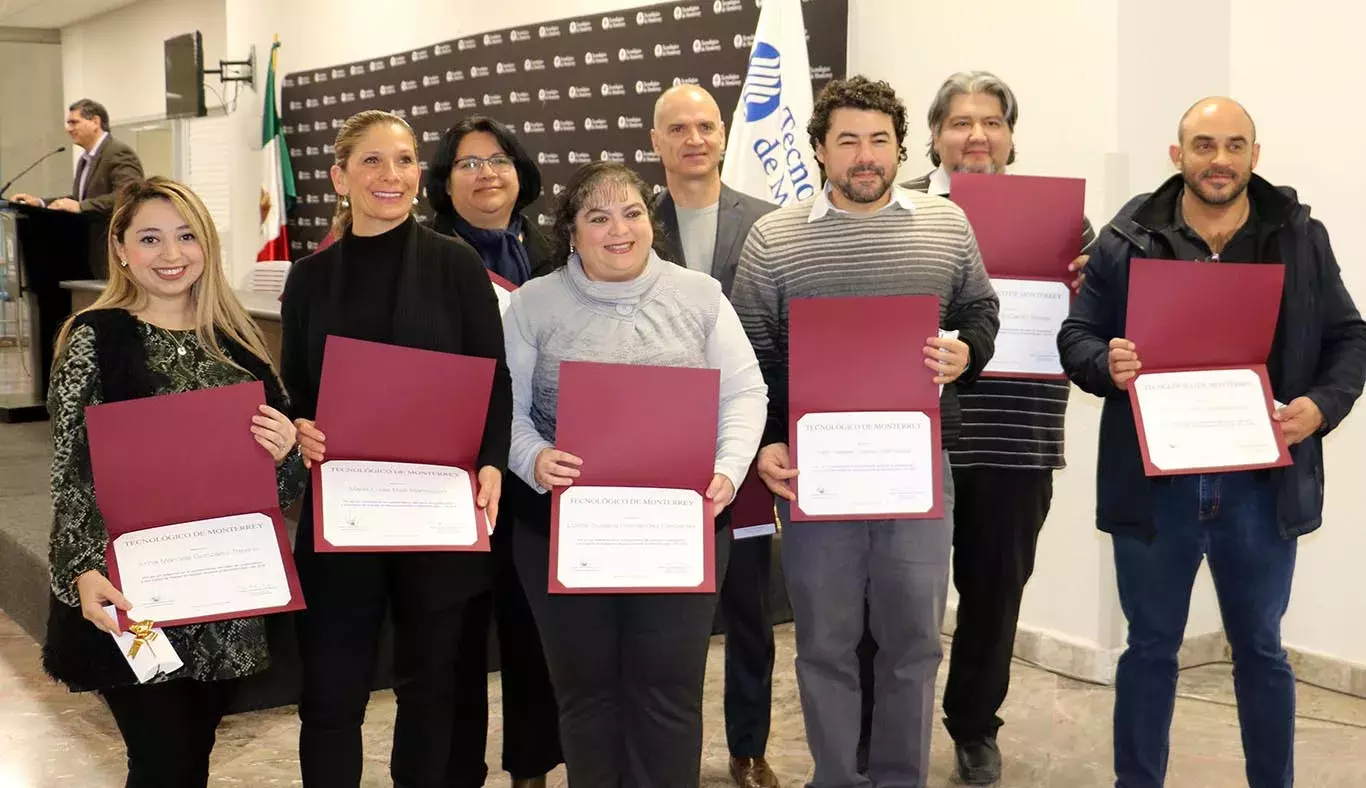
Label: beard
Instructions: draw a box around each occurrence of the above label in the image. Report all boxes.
[1182,164,1250,206]
[952,159,1002,175]
[831,164,892,204]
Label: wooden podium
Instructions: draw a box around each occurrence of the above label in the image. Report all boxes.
[0,200,103,423]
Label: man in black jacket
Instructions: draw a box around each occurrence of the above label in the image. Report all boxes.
[1058,97,1366,788]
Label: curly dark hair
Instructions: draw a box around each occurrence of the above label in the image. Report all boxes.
[550,162,668,265]
[423,115,543,219]
[806,75,909,175]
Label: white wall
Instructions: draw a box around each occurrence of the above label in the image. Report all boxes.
[850,0,1132,655]
[0,42,67,200]
[59,0,1366,669]
[1232,2,1366,666]
[61,0,226,124]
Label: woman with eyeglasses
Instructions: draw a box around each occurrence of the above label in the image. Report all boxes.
[423,115,563,788]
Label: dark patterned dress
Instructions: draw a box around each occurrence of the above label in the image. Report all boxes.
[47,321,306,682]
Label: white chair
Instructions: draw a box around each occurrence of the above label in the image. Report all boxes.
[243,260,292,297]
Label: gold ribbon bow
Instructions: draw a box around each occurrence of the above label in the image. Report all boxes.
[126,620,159,659]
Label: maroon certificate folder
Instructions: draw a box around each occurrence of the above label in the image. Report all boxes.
[311,335,495,552]
[550,361,720,594]
[1125,258,1291,475]
[788,295,945,521]
[729,464,777,539]
[86,381,305,629]
[949,172,1086,280]
[951,172,1086,380]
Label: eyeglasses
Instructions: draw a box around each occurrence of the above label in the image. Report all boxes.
[453,154,515,173]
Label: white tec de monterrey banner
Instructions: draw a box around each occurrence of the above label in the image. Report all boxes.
[721,0,818,207]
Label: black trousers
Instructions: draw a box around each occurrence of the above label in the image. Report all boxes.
[515,526,729,788]
[857,466,1052,750]
[719,532,775,758]
[101,678,238,788]
[295,540,485,788]
[447,522,563,785]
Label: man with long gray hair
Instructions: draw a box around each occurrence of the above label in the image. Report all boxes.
[855,70,1094,785]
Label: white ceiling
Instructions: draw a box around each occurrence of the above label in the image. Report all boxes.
[0,0,140,29]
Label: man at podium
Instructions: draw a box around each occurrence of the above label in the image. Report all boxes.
[11,98,144,276]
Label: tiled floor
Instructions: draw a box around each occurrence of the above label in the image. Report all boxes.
[0,343,35,397]
[2,611,1364,786]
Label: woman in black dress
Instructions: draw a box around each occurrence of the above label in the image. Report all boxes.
[423,115,562,788]
[280,109,512,788]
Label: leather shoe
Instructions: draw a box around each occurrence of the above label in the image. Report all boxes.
[729,756,780,788]
[511,777,547,788]
[955,737,1002,785]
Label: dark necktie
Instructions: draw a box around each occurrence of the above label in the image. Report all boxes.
[73,156,90,200]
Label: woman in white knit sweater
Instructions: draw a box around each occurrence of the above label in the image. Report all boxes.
[502,161,767,787]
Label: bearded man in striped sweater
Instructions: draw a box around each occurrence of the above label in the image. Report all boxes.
[731,75,1000,788]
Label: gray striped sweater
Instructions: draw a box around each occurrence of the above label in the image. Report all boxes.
[903,171,1097,469]
[730,188,1000,449]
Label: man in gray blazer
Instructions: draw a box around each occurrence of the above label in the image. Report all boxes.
[651,84,778,788]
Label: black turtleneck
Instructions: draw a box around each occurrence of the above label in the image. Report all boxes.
[339,216,411,343]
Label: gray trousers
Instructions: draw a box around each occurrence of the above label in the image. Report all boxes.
[783,453,954,788]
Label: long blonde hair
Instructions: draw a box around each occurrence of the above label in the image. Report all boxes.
[330,109,419,237]
[52,176,275,374]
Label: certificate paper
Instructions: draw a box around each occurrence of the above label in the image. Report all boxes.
[556,486,705,590]
[320,460,478,548]
[1133,369,1281,472]
[112,512,290,624]
[984,278,1070,377]
[795,411,935,516]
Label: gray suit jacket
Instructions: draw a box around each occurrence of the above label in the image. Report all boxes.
[656,183,776,297]
[52,135,145,215]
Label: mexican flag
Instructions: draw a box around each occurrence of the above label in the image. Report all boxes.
[257,39,295,262]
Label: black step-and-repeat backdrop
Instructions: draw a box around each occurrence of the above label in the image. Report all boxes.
[280,0,847,259]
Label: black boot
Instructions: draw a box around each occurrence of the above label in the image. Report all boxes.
[954,736,1002,785]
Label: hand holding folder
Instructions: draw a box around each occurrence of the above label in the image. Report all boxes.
[550,361,721,594]
[950,172,1087,379]
[1124,258,1291,475]
[310,335,497,552]
[787,295,945,521]
[85,381,305,630]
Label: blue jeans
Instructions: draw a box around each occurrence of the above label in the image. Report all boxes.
[1112,471,1297,788]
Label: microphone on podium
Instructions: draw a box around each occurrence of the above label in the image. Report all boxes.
[0,145,68,199]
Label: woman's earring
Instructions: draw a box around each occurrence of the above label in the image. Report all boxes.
[341,195,350,208]
[412,195,419,205]
[119,259,128,268]
[569,241,576,255]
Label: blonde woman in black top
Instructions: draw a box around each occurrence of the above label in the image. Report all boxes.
[280,109,512,788]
